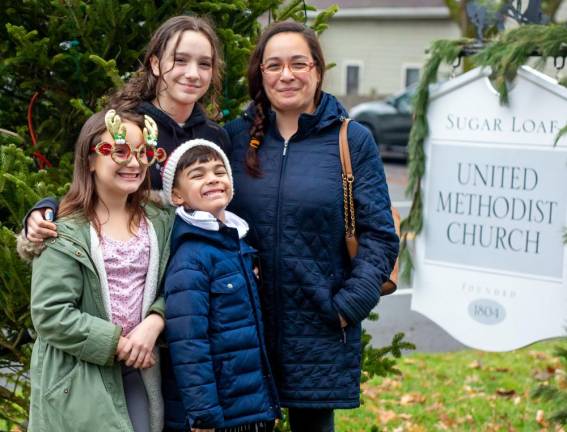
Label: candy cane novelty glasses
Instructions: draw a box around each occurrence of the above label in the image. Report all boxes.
[90,110,167,166]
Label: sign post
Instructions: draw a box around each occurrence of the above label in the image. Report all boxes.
[411,66,567,351]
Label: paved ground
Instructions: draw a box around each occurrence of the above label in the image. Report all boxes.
[362,160,466,353]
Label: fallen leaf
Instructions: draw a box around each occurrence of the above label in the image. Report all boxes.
[404,423,427,432]
[425,402,444,412]
[378,377,402,391]
[496,388,516,397]
[468,360,482,369]
[463,384,480,396]
[513,396,522,405]
[529,351,549,360]
[534,369,554,381]
[494,367,509,372]
[439,412,457,427]
[400,392,426,405]
[377,409,397,424]
[557,372,567,390]
[536,409,546,426]
[465,374,480,384]
[362,386,379,399]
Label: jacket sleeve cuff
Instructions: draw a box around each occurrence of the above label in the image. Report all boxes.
[187,405,224,429]
[79,318,122,366]
[333,290,371,325]
[23,197,59,238]
[147,296,165,318]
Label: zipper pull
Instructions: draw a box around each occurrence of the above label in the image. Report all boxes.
[283,140,289,156]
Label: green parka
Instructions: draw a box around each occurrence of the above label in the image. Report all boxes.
[29,204,173,432]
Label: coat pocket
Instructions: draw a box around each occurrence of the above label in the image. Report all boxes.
[209,273,251,327]
[43,362,125,431]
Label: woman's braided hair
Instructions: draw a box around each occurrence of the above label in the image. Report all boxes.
[245,21,326,177]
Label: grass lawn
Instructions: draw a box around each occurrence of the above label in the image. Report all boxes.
[336,340,566,432]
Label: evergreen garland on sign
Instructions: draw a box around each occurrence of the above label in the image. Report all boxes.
[400,23,567,283]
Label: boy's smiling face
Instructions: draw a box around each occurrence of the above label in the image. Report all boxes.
[172,158,231,221]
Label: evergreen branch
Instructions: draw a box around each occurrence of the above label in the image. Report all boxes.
[88,55,124,88]
[474,24,567,104]
[0,129,24,142]
[2,173,41,204]
[555,124,567,147]
[0,333,27,365]
[400,38,470,274]
[274,0,304,21]
[0,383,27,411]
[398,239,414,285]
[310,5,339,34]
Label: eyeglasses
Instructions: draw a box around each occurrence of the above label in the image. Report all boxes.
[90,141,166,167]
[260,60,316,75]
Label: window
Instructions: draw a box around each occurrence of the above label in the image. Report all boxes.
[402,64,421,88]
[344,62,363,95]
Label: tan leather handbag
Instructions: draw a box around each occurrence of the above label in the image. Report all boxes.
[339,118,400,296]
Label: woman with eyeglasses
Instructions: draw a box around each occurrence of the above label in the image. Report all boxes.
[225,21,399,432]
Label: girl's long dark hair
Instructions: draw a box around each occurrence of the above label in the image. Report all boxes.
[108,15,224,119]
[58,111,150,235]
[246,21,326,177]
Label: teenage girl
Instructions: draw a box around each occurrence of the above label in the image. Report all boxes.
[27,110,171,432]
[26,15,230,239]
[108,14,230,189]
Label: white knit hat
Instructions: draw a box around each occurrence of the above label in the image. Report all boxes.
[161,139,233,207]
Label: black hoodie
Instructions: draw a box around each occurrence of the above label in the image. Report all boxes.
[138,102,231,189]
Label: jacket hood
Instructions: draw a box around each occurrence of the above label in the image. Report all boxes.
[138,102,208,141]
[243,92,348,136]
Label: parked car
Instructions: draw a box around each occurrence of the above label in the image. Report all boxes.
[349,85,416,159]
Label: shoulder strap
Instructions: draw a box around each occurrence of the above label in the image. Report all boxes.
[339,118,358,258]
[339,118,353,180]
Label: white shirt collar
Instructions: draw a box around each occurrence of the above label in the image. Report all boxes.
[175,207,249,239]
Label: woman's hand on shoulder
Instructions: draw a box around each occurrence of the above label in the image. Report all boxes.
[27,209,57,243]
[124,313,164,369]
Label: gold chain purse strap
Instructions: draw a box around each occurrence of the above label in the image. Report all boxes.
[339,118,358,258]
[338,118,398,296]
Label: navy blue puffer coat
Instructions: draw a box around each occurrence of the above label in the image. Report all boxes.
[163,216,279,429]
[225,92,399,409]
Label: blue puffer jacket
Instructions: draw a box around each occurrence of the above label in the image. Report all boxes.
[225,92,399,409]
[163,214,280,429]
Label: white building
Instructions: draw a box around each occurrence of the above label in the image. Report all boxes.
[309,0,567,107]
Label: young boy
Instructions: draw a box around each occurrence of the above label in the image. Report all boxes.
[161,139,279,432]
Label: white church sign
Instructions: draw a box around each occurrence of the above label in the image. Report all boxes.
[411,66,567,351]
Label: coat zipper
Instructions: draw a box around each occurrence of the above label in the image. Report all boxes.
[273,137,291,368]
[238,247,278,411]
